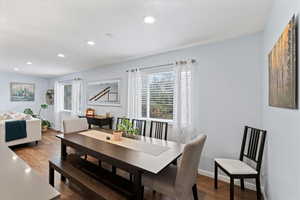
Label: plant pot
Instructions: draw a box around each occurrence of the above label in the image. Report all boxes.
[112,131,123,141]
[42,126,48,132]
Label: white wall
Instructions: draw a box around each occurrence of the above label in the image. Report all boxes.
[262,0,300,199]
[0,72,50,119]
[50,33,262,179]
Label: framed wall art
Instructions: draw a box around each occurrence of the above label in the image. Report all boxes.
[87,79,120,106]
[10,82,35,102]
[269,15,298,109]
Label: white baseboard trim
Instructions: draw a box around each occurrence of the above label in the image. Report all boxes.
[198,169,267,200]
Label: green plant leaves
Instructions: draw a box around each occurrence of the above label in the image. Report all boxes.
[117,119,138,135]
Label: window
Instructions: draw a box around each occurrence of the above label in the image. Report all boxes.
[63,84,72,111]
[141,70,175,121]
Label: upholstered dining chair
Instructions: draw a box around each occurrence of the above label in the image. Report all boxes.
[214,126,267,200]
[63,118,89,134]
[62,118,89,159]
[142,134,207,200]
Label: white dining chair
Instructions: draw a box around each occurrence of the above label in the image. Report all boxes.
[63,118,89,134]
[142,134,207,200]
[62,118,89,158]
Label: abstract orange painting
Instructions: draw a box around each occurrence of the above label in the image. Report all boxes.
[269,15,297,109]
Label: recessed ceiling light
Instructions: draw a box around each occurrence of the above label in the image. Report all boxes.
[144,16,156,24]
[13,67,19,71]
[87,41,96,46]
[57,53,65,58]
[26,61,32,65]
[25,168,31,174]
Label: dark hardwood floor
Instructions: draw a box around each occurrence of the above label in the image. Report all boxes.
[11,130,258,200]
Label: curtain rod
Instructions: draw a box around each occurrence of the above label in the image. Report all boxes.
[58,77,82,83]
[126,59,196,72]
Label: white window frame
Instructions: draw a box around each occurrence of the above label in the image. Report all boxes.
[140,67,176,123]
[61,82,72,112]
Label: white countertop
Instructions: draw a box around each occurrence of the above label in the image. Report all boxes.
[0,145,60,200]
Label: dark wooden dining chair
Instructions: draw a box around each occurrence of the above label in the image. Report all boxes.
[109,117,130,173]
[149,121,168,140]
[116,117,130,130]
[214,126,267,200]
[132,119,146,136]
[130,120,168,182]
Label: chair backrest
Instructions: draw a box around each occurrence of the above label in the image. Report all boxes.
[63,118,89,134]
[239,126,267,173]
[116,117,130,130]
[175,134,207,193]
[132,119,146,136]
[149,121,168,140]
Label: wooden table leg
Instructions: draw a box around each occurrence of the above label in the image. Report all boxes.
[61,142,67,160]
[61,142,67,182]
[133,171,143,200]
[230,178,234,200]
[214,162,218,189]
[49,163,54,186]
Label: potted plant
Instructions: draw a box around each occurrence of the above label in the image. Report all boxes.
[24,108,34,116]
[38,104,48,118]
[112,130,123,141]
[117,119,139,139]
[41,120,51,132]
[24,105,51,132]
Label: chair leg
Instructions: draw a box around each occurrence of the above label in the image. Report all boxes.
[256,177,261,200]
[240,178,245,190]
[49,164,54,186]
[112,166,116,174]
[214,162,218,189]
[230,178,234,200]
[130,174,133,182]
[192,184,198,200]
[141,186,144,200]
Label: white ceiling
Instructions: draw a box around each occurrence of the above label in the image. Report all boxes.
[0,0,272,78]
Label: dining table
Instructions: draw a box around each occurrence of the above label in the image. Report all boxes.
[56,128,184,200]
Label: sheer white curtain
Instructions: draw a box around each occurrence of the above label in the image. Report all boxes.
[71,79,84,116]
[54,81,64,131]
[127,69,142,119]
[173,62,196,143]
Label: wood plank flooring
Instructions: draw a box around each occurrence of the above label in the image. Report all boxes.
[11,130,258,200]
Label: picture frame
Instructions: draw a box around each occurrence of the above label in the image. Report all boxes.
[10,82,35,102]
[268,15,298,109]
[87,79,121,106]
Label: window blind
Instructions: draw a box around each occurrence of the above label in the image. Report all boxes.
[141,70,175,120]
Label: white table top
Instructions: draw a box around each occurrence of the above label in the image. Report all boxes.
[0,145,60,200]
